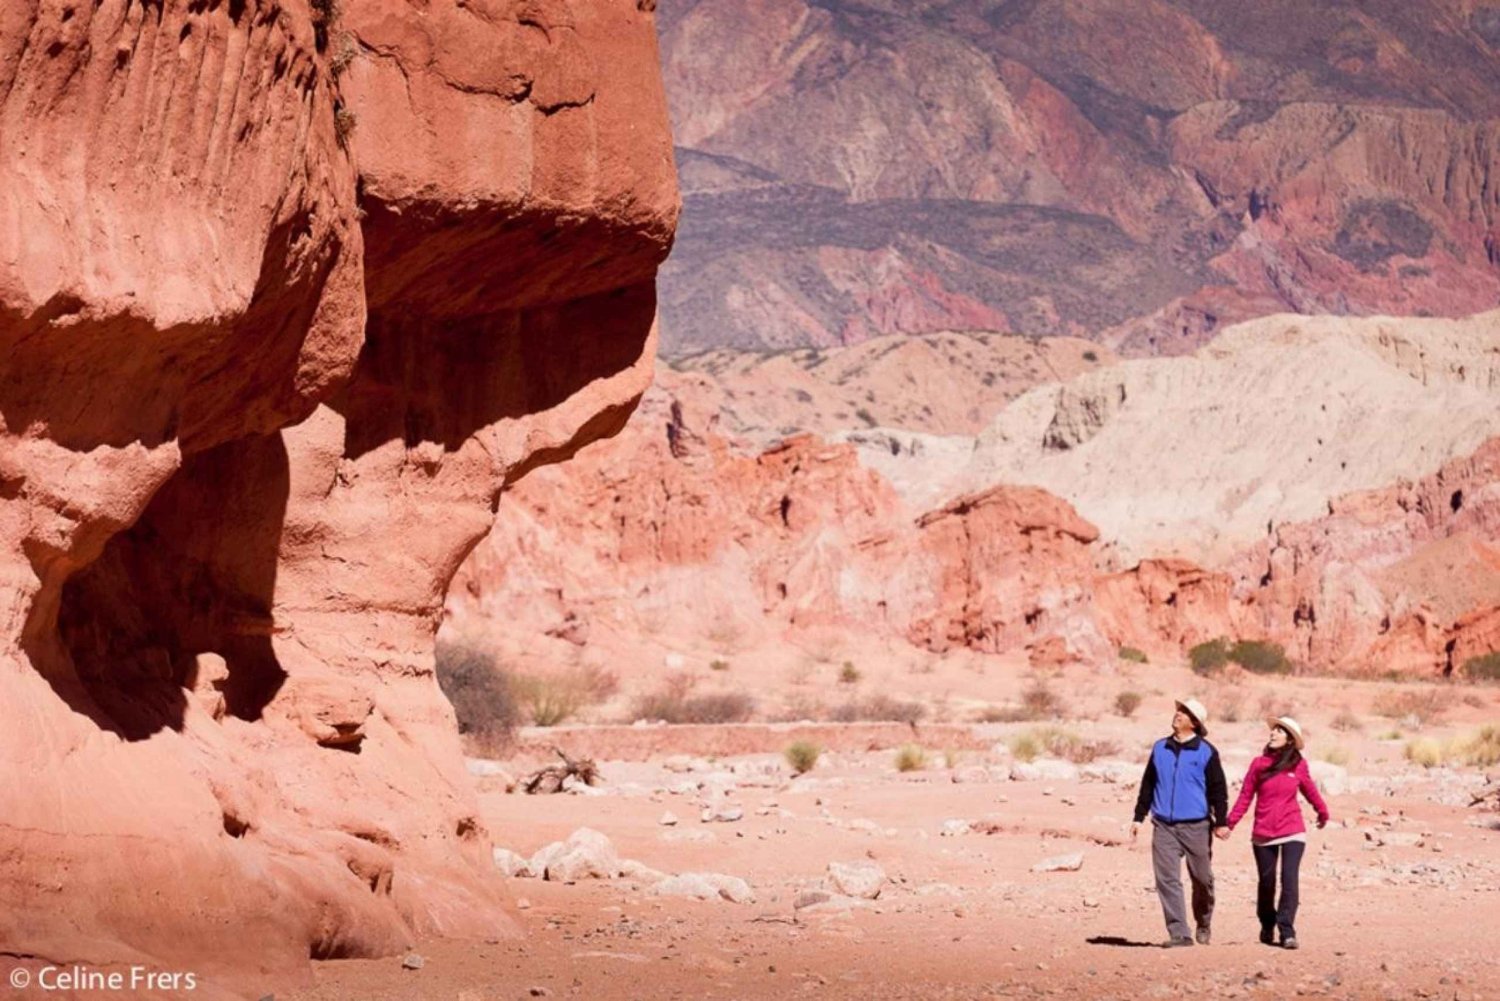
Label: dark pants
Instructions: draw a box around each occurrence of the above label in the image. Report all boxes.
[1151,819,1214,939]
[1252,841,1305,940]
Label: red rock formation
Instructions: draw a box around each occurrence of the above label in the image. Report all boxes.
[910,487,1107,665]
[454,367,1500,683]
[450,387,1109,669]
[1094,440,1500,676]
[1,0,676,991]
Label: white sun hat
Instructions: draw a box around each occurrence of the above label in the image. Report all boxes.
[1175,698,1209,736]
[1266,715,1305,750]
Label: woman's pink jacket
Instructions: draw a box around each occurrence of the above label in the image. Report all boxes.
[1227,756,1330,841]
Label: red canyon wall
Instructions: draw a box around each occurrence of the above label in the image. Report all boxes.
[453,372,1500,681]
[0,0,676,992]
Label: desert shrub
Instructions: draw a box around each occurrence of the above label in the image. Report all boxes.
[829,694,926,725]
[1404,738,1445,769]
[1010,726,1119,764]
[894,744,928,772]
[1373,688,1453,726]
[1452,725,1500,768]
[709,659,731,672]
[784,740,822,775]
[1019,679,1063,719]
[329,32,358,76]
[333,106,357,147]
[1229,640,1294,675]
[511,664,618,727]
[1378,728,1403,741]
[1189,638,1230,676]
[1114,691,1143,718]
[1118,646,1148,664]
[1320,746,1352,767]
[1330,706,1362,732]
[839,661,861,684]
[1008,732,1040,762]
[678,692,757,723]
[982,680,1062,723]
[1083,350,1099,362]
[943,748,962,769]
[631,674,756,724]
[435,643,519,750]
[1462,652,1500,681]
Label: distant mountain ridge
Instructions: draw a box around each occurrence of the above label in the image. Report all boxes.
[655,0,1500,356]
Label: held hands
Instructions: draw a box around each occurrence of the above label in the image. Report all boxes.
[1213,825,1231,841]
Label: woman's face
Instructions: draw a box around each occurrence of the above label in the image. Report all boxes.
[1268,726,1289,750]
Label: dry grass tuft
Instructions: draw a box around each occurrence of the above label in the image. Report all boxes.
[894,743,928,772]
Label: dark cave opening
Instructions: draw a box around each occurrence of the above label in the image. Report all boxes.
[42,434,291,740]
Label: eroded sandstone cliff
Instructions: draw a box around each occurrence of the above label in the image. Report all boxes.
[1,0,676,991]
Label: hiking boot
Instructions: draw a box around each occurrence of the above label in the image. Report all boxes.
[1259,927,1275,946]
[1162,936,1194,948]
[1195,927,1211,945]
[1282,937,1299,950]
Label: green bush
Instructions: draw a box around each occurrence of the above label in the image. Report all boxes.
[839,661,861,684]
[1462,652,1500,681]
[784,740,822,775]
[1189,638,1230,676]
[1229,640,1294,675]
[709,659,731,672]
[1118,646,1148,664]
[1114,691,1143,718]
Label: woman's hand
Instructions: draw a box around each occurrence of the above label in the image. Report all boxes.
[1316,816,1328,829]
[1214,826,1231,841]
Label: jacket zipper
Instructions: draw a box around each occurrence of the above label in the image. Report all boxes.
[1169,745,1180,822]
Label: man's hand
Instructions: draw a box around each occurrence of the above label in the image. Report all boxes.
[1130,821,1141,842]
[1214,826,1231,841]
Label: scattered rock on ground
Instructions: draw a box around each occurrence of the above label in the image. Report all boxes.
[1031,852,1085,873]
[827,860,887,899]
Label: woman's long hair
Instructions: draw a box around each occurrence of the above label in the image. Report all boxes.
[1260,727,1302,779]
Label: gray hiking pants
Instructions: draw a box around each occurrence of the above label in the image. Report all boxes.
[1151,818,1214,939]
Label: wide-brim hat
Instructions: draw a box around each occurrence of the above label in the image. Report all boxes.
[1266,715,1305,750]
[1175,698,1209,736]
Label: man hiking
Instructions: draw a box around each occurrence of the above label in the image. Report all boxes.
[1131,697,1228,947]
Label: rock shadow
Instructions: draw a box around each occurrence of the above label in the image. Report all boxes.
[39,433,291,740]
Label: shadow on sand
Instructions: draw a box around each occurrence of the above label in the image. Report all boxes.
[1086,935,1160,949]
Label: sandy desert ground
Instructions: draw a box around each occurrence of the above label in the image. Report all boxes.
[286,664,1500,1001]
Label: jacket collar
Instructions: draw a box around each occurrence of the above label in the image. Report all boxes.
[1166,733,1203,751]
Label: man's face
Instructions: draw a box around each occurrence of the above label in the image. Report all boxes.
[1172,709,1193,732]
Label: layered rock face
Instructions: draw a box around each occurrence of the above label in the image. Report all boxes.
[1,0,675,991]
[452,311,1500,679]
[449,377,1111,675]
[655,0,1500,355]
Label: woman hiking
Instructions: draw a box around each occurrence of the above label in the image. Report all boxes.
[1220,715,1331,950]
